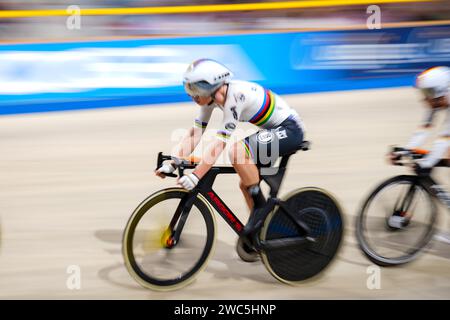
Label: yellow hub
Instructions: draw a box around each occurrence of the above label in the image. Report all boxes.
[160,227,173,248]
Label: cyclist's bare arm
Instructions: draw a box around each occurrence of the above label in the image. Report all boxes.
[155,126,204,178]
[192,102,239,179]
[174,126,204,158]
[192,139,226,179]
[175,105,214,158]
[155,106,212,178]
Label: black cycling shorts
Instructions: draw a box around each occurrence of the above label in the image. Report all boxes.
[242,116,304,168]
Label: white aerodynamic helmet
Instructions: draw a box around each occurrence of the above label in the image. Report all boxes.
[415,66,450,99]
[183,59,233,97]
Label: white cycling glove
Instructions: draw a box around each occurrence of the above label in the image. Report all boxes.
[178,173,199,191]
[157,162,176,175]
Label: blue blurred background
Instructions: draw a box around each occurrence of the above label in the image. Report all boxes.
[1,0,450,114]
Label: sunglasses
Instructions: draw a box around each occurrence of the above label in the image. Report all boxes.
[183,81,214,99]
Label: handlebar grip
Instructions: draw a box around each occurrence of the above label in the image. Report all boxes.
[156,152,163,171]
[392,146,407,153]
[177,166,185,178]
[156,152,179,178]
[164,172,178,178]
[156,152,196,179]
[156,152,173,170]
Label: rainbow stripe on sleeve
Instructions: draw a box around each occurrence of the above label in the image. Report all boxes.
[249,89,275,126]
[194,118,208,129]
[242,139,254,159]
[216,130,231,140]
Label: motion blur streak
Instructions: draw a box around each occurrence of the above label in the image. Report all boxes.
[0,0,435,18]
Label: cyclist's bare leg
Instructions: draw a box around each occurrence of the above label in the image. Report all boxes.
[229,141,264,254]
[229,142,259,213]
[239,181,253,211]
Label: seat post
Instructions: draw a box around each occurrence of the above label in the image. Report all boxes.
[261,154,292,198]
[259,141,310,198]
[278,153,292,170]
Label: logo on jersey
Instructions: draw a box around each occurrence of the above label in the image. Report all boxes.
[257,131,274,144]
[230,106,238,120]
[234,92,245,103]
[275,129,288,140]
[225,122,236,130]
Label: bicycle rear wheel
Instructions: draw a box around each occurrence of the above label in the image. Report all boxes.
[356,175,437,266]
[260,187,343,283]
[122,188,216,291]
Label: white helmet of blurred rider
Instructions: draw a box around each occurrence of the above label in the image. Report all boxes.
[183,59,233,98]
[415,66,450,99]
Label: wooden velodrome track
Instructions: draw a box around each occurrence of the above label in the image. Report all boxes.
[0,87,448,299]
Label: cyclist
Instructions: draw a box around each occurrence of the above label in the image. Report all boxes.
[390,66,450,170]
[155,58,305,256]
[388,66,450,229]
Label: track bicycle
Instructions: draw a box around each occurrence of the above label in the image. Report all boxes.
[356,147,449,266]
[123,141,344,290]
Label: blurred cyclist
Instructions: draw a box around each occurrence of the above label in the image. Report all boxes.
[390,66,450,172]
[388,66,450,230]
[155,58,305,257]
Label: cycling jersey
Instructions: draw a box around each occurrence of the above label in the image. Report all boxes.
[407,102,450,168]
[421,106,450,137]
[193,80,304,142]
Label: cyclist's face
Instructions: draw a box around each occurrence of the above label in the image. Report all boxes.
[425,96,448,109]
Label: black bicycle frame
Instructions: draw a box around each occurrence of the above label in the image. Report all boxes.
[393,174,450,217]
[395,182,418,214]
[197,166,246,234]
[394,154,450,211]
[166,165,246,246]
[164,152,313,249]
[419,175,450,209]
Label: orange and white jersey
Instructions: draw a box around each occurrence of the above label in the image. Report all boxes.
[421,105,450,138]
[406,100,450,168]
[193,80,304,142]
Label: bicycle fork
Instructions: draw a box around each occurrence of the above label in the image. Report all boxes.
[164,191,198,248]
[396,184,417,216]
[386,181,420,229]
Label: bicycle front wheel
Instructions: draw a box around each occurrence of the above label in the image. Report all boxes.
[260,187,344,284]
[122,188,216,291]
[356,175,437,266]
